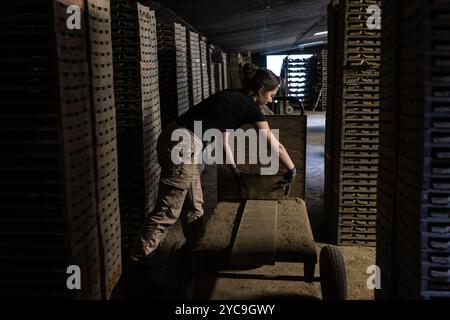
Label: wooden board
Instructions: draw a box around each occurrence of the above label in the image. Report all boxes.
[275,198,316,263]
[217,115,306,201]
[194,199,317,266]
[229,200,277,266]
[217,166,287,201]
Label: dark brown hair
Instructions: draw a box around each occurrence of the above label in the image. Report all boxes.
[241,63,280,95]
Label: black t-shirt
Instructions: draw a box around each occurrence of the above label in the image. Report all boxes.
[176,89,267,138]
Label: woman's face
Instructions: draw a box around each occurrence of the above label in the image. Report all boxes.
[255,87,279,106]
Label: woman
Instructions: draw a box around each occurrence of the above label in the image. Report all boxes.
[130,63,296,263]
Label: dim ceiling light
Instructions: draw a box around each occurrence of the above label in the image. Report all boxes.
[313,31,328,36]
[299,41,324,48]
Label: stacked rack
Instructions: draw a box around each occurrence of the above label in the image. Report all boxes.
[228,53,243,89]
[396,0,450,300]
[324,1,338,241]
[111,0,161,258]
[86,0,122,298]
[222,52,228,90]
[215,61,224,92]
[326,0,381,247]
[208,44,216,95]
[303,55,320,110]
[139,9,162,268]
[0,0,102,299]
[200,38,210,99]
[283,57,307,101]
[187,30,202,107]
[156,22,189,127]
[324,1,339,242]
[377,0,450,300]
[322,49,328,111]
[375,0,399,300]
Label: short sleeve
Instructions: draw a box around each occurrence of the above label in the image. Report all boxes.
[247,105,267,123]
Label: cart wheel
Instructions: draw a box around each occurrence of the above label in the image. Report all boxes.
[319,245,347,300]
[285,105,294,114]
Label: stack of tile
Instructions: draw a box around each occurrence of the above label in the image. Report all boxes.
[324,1,339,242]
[222,52,229,90]
[376,0,399,300]
[187,30,202,107]
[285,58,306,100]
[396,0,450,300]
[0,0,102,299]
[208,44,216,95]
[156,22,189,127]
[200,37,210,99]
[111,0,161,258]
[229,53,243,89]
[215,61,224,92]
[322,49,328,111]
[86,0,122,298]
[303,55,320,110]
[377,0,450,300]
[326,0,381,247]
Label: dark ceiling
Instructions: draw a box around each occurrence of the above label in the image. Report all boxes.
[153,0,330,55]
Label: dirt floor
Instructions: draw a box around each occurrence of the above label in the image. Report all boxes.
[191,246,375,300]
[185,200,375,300]
[114,112,376,300]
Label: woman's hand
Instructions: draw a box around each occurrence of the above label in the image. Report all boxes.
[279,167,296,188]
[230,165,247,197]
[230,165,240,180]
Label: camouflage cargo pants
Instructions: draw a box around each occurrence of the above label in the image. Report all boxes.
[131,122,205,260]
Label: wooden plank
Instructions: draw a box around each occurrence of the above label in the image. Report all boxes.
[217,166,287,201]
[217,115,306,201]
[194,199,317,265]
[229,200,277,266]
[275,198,317,263]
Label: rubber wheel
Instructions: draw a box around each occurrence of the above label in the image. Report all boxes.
[319,245,348,300]
[285,105,294,114]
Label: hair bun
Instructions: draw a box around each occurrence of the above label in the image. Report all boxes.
[241,63,258,82]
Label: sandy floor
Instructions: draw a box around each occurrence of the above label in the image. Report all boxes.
[187,199,375,301]
[193,244,375,300]
[114,112,376,300]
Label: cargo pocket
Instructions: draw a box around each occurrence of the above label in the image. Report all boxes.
[168,165,183,177]
[161,164,194,189]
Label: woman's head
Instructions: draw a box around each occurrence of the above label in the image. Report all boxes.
[241,63,280,106]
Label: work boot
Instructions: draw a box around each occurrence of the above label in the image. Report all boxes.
[182,215,206,246]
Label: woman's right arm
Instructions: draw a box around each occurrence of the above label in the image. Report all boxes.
[254,121,295,171]
[223,131,237,168]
